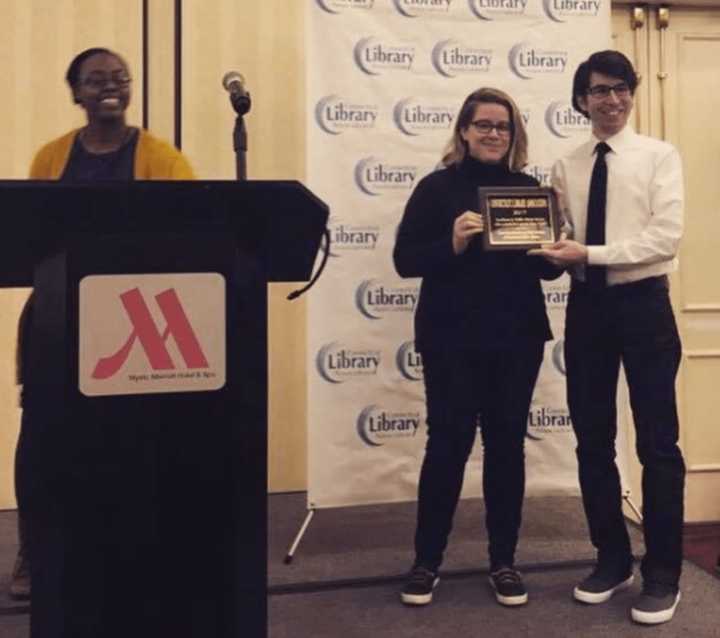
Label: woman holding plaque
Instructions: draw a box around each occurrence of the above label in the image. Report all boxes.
[8,47,194,600]
[394,87,561,608]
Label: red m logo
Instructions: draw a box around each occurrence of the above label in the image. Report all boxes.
[92,287,209,380]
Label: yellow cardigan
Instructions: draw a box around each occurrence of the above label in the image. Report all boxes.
[17,128,195,384]
[29,128,195,180]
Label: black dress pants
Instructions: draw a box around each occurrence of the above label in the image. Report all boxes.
[14,295,34,559]
[565,276,685,586]
[414,342,544,571]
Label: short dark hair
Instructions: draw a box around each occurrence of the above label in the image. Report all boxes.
[571,50,638,117]
[65,47,122,89]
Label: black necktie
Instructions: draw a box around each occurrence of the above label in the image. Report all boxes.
[585,141,611,288]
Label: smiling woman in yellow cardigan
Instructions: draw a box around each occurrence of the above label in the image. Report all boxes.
[29,127,195,180]
[10,46,194,601]
[29,43,193,181]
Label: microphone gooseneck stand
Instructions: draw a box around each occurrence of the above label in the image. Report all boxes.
[230,91,252,181]
[225,83,330,300]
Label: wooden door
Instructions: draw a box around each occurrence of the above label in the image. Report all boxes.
[612,3,720,523]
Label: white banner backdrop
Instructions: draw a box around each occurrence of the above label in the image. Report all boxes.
[306,0,626,509]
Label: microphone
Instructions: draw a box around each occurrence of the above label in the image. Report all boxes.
[223,72,252,178]
[222,71,252,117]
[222,71,248,99]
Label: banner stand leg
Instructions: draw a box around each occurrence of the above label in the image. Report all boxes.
[622,489,643,522]
[284,508,316,564]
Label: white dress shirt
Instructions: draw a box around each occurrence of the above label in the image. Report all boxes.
[552,125,684,285]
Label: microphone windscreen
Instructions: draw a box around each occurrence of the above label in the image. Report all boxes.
[222,71,245,92]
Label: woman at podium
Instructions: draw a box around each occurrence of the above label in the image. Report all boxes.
[30,48,193,180]
[9,47,194,600]
[393,87,562,609]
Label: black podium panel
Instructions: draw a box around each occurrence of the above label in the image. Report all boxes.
[1,181,328,638]
[26,235,264,638]
[0,180,328,287]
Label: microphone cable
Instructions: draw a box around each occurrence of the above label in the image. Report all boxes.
[287,226,331,300]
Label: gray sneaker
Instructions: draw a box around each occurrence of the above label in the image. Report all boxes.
[400,565,439,606]
[573,565,633,604]
[631,583,681,625]
[489,567,528,606]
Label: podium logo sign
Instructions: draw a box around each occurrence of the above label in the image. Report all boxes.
[79,273,226,396]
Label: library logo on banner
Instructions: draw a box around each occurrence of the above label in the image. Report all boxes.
[509,43,568,79]
[431,40,493,77]
[316,342,381,383]
[524,164,552,186]
[78,273,225,396]
[316,0,375,14]
[355,157,417,195]
[356,405,421,447]
[315,95,379,135]
[396,341,423,381]
[552,339,566,375]
[354,37,415,75]
[543,280,569,308]
[393,98,454,135]
[527,404,572,440]
[545,101,590,138]
[329,218,380,255]
[355,279,418,319]
[393,0,452,17]
[469,0,528,19]
[543,0,601,22]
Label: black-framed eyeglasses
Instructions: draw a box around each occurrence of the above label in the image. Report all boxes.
[470,120,513,136]
[81,73,132,90]
[586,82,630,98]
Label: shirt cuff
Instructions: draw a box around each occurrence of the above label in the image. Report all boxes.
[586,245,608,265]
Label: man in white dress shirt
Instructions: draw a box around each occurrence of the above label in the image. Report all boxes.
[531,50,685,625]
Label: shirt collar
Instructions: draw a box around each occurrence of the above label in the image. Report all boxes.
[588,125,636,156]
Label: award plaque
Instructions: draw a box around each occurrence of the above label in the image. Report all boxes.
[478,186,561,251]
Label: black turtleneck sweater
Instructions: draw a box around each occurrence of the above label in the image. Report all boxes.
[393,156,562,352]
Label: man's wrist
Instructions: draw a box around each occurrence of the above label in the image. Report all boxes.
[586,244,607,265]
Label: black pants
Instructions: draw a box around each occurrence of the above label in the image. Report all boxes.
[14,295,34,560]
[565,276,685,586]
[414,342,544,571]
